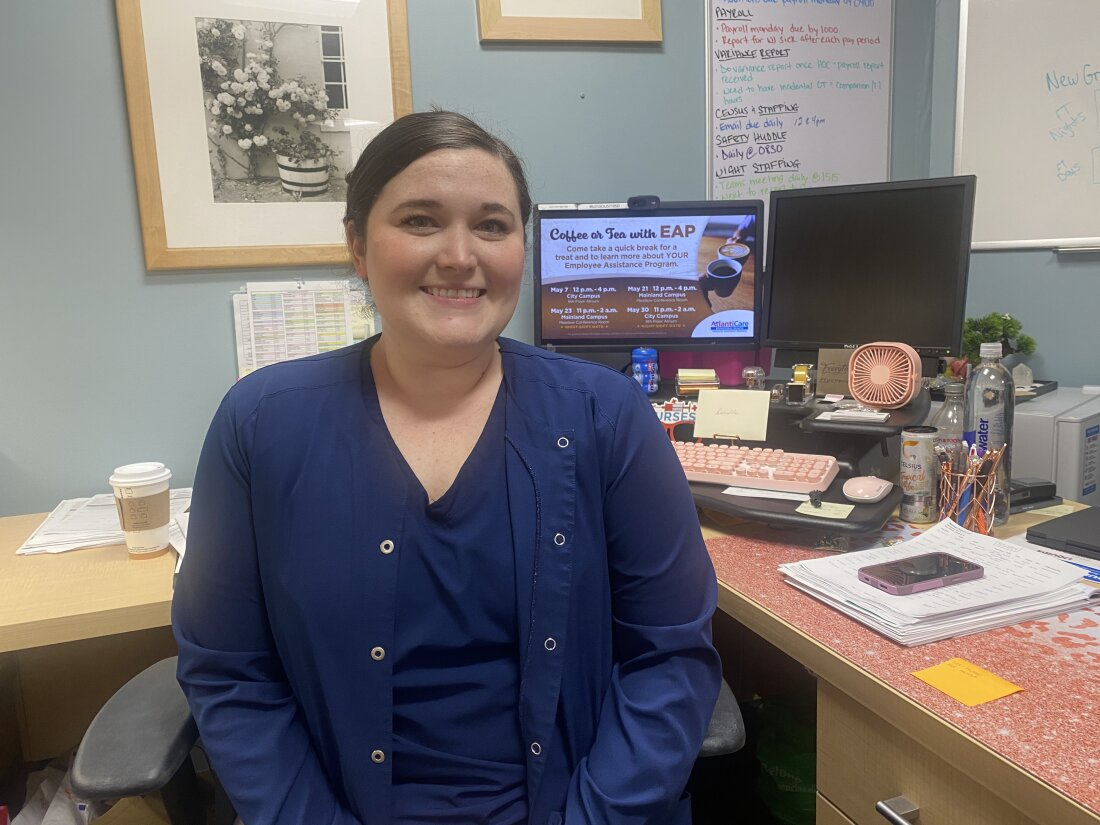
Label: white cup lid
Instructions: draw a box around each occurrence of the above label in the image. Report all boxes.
[109,462,172,487]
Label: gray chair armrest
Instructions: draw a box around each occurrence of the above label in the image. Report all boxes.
[699,679,746,758]
[71,657,198,800]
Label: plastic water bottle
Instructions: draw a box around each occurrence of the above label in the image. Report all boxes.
[930,381,966,453]
[962,342,1015,525]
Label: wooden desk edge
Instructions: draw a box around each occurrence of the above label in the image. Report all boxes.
[1,512,175,653]
[0,600,173,655]
[717,581,1100,825]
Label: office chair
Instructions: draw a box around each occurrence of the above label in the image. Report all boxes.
[71,657,744,822]
[698,677,745,758]
[70,657,208,825]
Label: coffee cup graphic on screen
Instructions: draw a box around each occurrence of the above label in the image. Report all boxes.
[705,258,742,297]
[718,241,751,264]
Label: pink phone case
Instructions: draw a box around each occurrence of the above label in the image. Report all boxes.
[857,554,984,596]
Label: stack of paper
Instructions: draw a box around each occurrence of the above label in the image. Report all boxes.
[780,519,1100,646]
[676,368,720,396]
[17,490,192,556]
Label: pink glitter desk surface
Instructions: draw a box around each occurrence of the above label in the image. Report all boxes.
[706,525,1100,818]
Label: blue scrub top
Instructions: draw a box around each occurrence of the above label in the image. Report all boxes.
[375,379,527,824]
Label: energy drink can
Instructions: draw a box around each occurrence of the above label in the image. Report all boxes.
[631,347,660,395]
[900,425,938,523]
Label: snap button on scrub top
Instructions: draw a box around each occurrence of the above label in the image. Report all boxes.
[530,742,542,756]
[370,647,385,661]
[544,637,557,651]
[371,750,386,764]
[380,539,395,555]
[557,436,569,448]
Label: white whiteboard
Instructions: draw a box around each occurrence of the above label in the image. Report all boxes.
[706,0,893,204]
[955,0,1100,249]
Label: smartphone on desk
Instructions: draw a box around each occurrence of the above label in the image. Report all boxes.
[857,553,984,596]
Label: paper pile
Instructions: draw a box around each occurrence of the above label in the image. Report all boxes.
[780,519,1100,646]
[17,490,192,556]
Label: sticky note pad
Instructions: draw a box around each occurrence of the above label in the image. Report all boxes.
[794,501,854,519]
[1032,503,1076,517]
[912,658,1023,707]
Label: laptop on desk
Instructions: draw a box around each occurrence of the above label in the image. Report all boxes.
[1025,506,1100,562]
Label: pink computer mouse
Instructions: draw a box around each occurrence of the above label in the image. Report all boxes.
[842,476,894,503]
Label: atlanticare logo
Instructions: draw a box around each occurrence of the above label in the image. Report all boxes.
[710,319,750,332]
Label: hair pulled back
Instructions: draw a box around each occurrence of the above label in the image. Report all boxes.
[344,110,531,237]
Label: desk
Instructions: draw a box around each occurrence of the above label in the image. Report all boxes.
[703,510,1100,825]
[4,505,1099,822]
[0,514,177,762]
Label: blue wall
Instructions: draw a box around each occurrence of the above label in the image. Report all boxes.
[1,1,1095,517]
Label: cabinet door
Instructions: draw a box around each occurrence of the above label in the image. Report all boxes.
[816,681,1041,825]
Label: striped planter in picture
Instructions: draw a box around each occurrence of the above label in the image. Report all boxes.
[276,155,330,197]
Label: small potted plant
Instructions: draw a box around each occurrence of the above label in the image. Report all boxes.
[262,77,340,198]
[268,126,340,198]
[946,312,1036,379]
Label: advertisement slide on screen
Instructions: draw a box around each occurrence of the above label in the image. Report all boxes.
[539,214,757,343]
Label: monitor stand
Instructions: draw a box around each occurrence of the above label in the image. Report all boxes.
[659,349,769,387]
[773,348,943,379]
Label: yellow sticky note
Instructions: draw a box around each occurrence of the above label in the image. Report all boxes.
[912,658,1023,707]
[794,501,854,519]
[1032,503,1076,517]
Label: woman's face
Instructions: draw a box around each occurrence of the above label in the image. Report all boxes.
[348,148,526,362]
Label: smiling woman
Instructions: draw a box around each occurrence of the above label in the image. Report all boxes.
[346,129,527,367]
[172,110,723,825]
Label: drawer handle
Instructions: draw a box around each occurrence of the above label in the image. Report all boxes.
[875,795,920,824]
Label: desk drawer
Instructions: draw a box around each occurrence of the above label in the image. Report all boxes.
[818,792,856,825]
[816,680,1039,825]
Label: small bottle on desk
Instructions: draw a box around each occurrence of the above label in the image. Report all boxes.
[631,347,660,395]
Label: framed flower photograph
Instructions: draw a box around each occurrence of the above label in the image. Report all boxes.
[476,0,662,42]
[115,0,412,270]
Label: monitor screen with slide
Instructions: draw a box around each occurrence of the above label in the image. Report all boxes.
[534,200,764,351]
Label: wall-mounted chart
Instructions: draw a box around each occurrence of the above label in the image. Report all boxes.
[706,0,894,205]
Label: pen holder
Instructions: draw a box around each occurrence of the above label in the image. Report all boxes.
[938,465,997,535]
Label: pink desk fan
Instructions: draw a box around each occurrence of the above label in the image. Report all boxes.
[847,341,923,409]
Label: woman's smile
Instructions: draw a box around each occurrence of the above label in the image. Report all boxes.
[421,286,488,302]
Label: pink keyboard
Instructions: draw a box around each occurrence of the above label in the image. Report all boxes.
[673,442,839,495]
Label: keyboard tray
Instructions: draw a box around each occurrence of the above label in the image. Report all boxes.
[689,473,902,535]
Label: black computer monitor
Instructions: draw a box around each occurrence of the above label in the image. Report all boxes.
[761,176,976,369]
[534,200,764,351]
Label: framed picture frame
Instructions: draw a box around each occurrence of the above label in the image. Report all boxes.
[115,0,413,270]
[476,0,662,43]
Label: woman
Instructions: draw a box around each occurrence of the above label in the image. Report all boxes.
[173,111,722,825]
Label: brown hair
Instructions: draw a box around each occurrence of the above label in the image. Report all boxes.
[343,110,531,238]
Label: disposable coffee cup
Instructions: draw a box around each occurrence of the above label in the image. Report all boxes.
[109,462,172,559]
[705,258,743,297]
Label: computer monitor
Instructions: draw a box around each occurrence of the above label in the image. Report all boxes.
[534,200,764,351]
[761,176,976,367]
